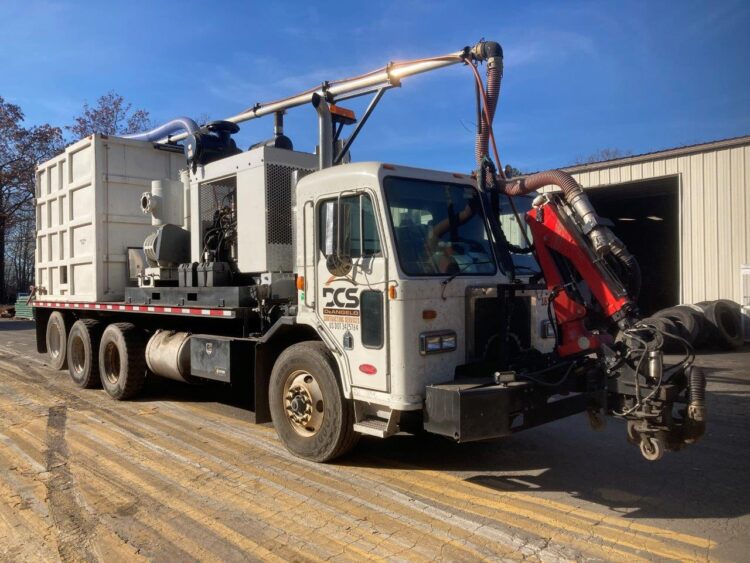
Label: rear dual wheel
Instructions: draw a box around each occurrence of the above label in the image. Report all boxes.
[46,311,70,370]
[67,319,103,388]
[98,323,147,400]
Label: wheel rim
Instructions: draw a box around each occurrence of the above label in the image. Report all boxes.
[49,323,62,359]
[70,334,86,376]
[103,341,121,384]
[283,369,325,437]
[640,436,663,461]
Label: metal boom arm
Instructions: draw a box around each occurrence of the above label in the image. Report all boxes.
[164,42,499,144]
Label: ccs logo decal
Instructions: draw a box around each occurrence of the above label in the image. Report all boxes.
[322,287,360,308]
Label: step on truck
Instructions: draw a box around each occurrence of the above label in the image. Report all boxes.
[32,40,706,462]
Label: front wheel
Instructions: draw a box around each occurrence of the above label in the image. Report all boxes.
[269,342,359,462]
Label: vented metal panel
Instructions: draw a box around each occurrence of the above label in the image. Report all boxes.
[199,177,236,256]
[265,165,313,245]
[199,178,236,226]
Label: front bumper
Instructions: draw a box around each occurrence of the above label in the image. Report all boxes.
[423,377,595,442]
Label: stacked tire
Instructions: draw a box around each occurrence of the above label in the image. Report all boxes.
[692,300,744,350]
[643,299,744,351]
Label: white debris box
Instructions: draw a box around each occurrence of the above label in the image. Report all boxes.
[34,134,185,302]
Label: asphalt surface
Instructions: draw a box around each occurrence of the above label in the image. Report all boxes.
[0,318,748,561]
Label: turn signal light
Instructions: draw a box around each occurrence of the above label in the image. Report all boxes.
[296,276,305,291]
[388,285,397,299]
[329,104,356,125]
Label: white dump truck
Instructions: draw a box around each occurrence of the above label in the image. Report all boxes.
[32,40,706,461]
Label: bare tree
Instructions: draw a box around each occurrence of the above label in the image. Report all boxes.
[0,96,63,303]
[5,207,35,298]
[66,91,152,138]
[573,147,633,165]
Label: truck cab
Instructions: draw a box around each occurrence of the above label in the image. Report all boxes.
[287,162,551,447]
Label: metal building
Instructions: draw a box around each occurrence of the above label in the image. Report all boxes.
[544,135,750,315]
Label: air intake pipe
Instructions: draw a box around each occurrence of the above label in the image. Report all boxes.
[312,93,333,169]
[124,117,199,143]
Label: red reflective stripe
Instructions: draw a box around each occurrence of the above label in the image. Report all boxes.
[31,300,235,318]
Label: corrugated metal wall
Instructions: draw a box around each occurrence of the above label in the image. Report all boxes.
[546,139,750,305]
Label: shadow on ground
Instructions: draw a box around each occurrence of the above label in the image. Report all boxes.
[40,327,750,526]
[338,346,750,523]
[0,320,35,332]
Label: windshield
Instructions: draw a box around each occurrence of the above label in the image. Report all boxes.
[498,194,541,275]
[383,176,496,276]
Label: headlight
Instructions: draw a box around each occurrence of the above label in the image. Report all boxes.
[420,331,457,355]
[440,333,457,350]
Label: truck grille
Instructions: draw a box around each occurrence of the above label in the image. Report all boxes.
[472,296,505,361]
[467,289,532,363]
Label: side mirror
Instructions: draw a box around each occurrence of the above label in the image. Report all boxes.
[324,200,353,276]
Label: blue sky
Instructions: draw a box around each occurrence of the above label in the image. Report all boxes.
[2,0,749,172]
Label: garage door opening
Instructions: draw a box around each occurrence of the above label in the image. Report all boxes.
[586,176,679,316]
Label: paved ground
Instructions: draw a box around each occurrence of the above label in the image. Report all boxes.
[0,318,748,562]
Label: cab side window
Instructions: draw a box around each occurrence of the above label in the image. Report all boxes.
[318,194,381,258]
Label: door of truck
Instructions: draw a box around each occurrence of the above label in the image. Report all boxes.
[315,190,389,392]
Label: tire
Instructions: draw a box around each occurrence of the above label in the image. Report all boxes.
[641,316,680,338]
[67,319,103,389]
[269,341,359,462]
[702,300,743,350]
[46,311,70,370]
[640,316,686,352]
[682,304,710,345]
[98,323,147,400]
[653,306,701,345]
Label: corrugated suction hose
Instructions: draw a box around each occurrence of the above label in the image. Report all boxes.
[684,365,706,443]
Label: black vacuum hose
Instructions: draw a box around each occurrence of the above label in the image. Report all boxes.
[684,365,706,443]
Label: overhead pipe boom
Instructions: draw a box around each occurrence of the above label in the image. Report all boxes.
[162,43,502,144]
